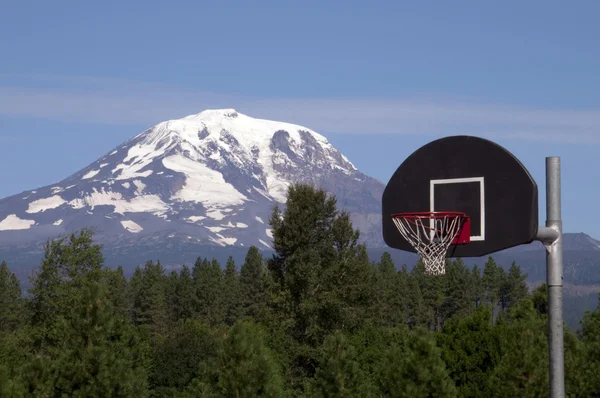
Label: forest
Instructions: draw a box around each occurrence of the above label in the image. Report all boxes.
[0,184,599,397]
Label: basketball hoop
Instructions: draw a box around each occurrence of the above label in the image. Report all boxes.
[392,212,470,275]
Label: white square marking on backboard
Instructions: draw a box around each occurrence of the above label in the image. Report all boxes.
[429,177,485,241]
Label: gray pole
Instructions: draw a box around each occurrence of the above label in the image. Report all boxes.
[539,156,564,398]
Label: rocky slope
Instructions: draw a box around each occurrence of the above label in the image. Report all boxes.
[0,109,384,249]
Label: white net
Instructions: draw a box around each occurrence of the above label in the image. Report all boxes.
[392,213,466,275]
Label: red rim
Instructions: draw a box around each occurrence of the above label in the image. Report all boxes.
[391,211,471,244]
[392,211,470,232]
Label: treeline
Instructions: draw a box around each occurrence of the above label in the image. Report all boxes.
[1,184,600,397]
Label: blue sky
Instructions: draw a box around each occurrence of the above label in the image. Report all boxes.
[1,0,599,237]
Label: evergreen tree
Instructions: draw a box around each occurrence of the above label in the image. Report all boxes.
[412,261,445,330]
[240,247,267,320]
[488,299,549,397]
[28,228,105,348]
[193,257,224,325]
[444,258,474,320]
[150,319,221,394]
[173,265,195,321]
[103,265,128,317]
[0,363,27,396]
[266,184,375,390]
[376,329,457,397]
[165,269,180,323]
[482,257,506,322]
[572,295,600,396]
[500,262,529,311]
[0,261,23,333]
[308,332,373,397]
[482,257,502,307]
[223,256,242,325]
[531,283,548,315]
[188,321,285,397]
[470,265,484,308]
[17,283,149,396]
[405,265,431,328]
[373,252,406,327]
[438,305,500,397]
[129,260,169,332]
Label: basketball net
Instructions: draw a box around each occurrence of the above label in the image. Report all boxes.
[392,212,468,275]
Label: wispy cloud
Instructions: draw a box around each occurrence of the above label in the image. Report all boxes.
[1,74,599,144]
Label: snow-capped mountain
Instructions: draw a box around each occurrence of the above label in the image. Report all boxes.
[0,109,385,250]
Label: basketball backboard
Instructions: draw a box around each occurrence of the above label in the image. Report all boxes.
[382,135,538,258]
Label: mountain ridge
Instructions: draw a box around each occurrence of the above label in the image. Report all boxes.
[0,108,384,249]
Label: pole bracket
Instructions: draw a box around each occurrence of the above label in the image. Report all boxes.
[536,225,560,253]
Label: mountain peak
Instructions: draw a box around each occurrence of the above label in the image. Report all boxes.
[183,108,240,121]
[0,109,382,249]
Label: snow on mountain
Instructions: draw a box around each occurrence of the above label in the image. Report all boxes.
[0,109,385,249]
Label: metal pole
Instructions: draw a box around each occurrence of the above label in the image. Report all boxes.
[545,156,564,398]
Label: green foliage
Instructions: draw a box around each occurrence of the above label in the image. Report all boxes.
[129,260,169,332]
[150,319,221,393]
[470,265,484,308]
[28,228,105,345]
[482,257,504,309]
[308,332,373,397]
[171,265,195,321]
[500,262,529,311]
[0,261,23,333]
[444,259,475,320]
[240,247,267,320]
[266,184,375,390]
[189,321,286,397]
[193,257,225,325]
[488,299,549,397]
[531,283,548,315]
[104,265,128,316]
[571,294,600,396]
[1,183,587,397]
[18,283,149,396]
[376,329,457,397]
[438,306,499,397]
[223,256,243,325]
[373,253,407,327]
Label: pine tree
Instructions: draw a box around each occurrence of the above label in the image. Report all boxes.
[405,265,431,328]
[500,262,529,311]
[411,261,444,329]
[193,257,225,325]
[444,258,474,320]
[28,228,105,348]
[488,299,549,397]
[0,261,23,333]
[374,252,405,327]
[150,319,221,394]
[470,264,484,308]
[531,283,548,315]
[223,256,242,325]
[240,247,267,320]
[103,265,128,317]
[17,283,149,396]
[482,257,505,321]
[165,269,180,323]
[173,265,196,321]
[129,260,169,332]
[266,183,376,390]
[376,329,457,397]
[189,321,285,397]
[438,305,500,397]
[572,295,600,396]
[308,332,373,397]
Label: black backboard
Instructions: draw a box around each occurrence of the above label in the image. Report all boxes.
[382,135,538,257]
